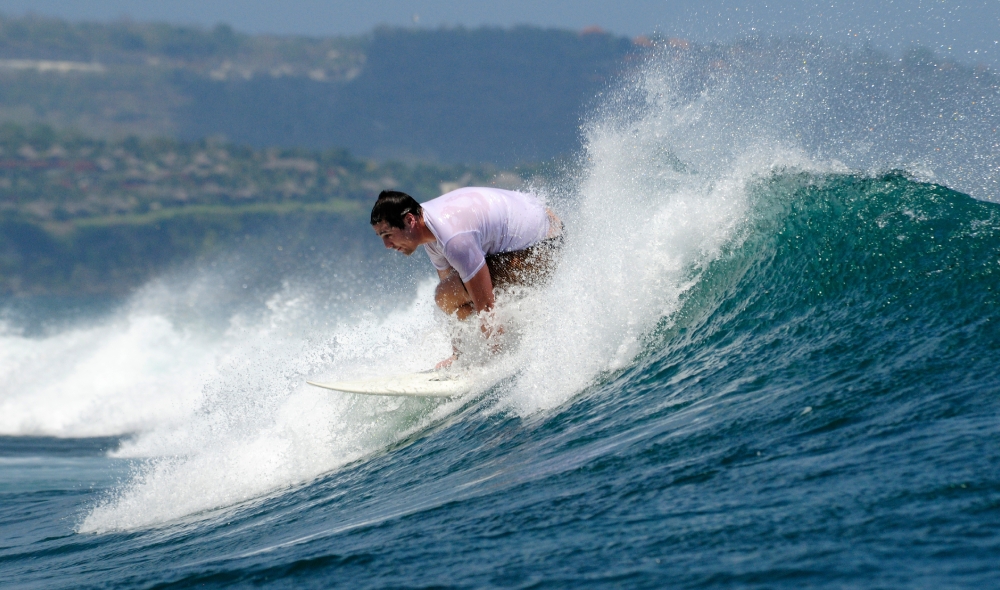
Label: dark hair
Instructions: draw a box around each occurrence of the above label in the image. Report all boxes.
[370,190,422,229]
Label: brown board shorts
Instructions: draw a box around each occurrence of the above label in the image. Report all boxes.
[484,228,565,291]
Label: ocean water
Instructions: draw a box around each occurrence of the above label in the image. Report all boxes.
[2,40,1000,588]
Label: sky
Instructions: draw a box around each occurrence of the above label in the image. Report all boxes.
[0,0,998,68]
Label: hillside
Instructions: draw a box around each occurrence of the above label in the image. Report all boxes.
[0,15,649,166]
[0,123,537,295]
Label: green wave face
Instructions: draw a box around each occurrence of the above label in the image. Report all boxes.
[641,172,1000,416]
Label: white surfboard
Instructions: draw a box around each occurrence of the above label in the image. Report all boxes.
[307,370,475,398]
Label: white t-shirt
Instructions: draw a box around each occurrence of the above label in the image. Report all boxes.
[422,187,550,282]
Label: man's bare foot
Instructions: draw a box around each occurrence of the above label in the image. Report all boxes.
[435,354,458,369]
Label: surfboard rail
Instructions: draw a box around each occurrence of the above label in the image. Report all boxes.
[307,370,474,397]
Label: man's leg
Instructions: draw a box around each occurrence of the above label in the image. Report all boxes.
[485,236,562,291]
[436,230,563,320]
[434,271,476,320]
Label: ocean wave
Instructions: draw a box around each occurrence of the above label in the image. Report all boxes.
[1,38,997,536]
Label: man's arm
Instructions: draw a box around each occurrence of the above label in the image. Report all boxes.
[464,266,504,349]
[463,265,495,313]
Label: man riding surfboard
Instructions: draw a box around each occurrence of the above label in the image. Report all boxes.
[371,187,562,367]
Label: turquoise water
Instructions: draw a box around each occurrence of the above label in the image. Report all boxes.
[3,40,1000,588]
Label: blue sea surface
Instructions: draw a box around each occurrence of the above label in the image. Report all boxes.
[3,40,1000,588]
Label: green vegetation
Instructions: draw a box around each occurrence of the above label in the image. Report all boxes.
[0,124,529,295]
[0,123,513,223]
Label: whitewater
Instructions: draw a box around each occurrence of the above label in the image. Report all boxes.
[2,38,999,588]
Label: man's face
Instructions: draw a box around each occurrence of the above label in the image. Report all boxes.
[373,215,420,255]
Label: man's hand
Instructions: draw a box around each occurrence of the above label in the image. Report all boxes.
[478,308,505,354]
[435,354,458,369]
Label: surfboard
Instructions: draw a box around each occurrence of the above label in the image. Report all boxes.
[306,370,475,398]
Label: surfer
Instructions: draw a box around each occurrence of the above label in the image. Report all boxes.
[371,187,562,367]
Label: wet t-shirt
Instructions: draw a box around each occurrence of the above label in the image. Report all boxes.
[422,187,550,282]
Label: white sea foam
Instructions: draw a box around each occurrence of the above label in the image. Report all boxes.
[0,311,214,437]
[76,279,467,532]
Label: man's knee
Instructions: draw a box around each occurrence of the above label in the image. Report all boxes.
[433,282,453,312]
[435,273,469,314]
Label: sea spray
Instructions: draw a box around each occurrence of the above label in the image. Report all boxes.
[500,45,839,414]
